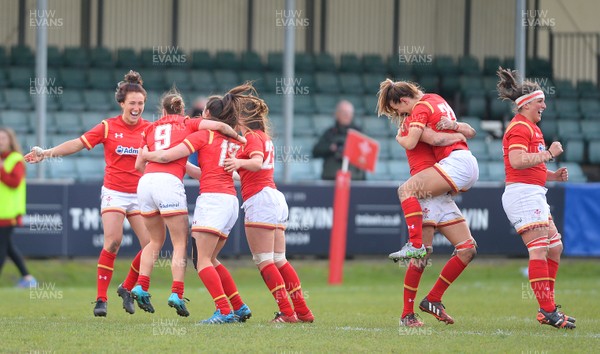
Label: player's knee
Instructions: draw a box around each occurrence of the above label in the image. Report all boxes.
[252,252,274,268]
[454,238,476,264]
[105,240,121,253]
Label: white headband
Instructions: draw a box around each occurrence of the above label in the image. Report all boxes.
[515,90,545,109]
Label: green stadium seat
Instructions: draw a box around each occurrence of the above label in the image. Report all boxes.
[376,138,392,160]
[502,57,515,70]
[10,45,34,66]
[293,114,315,136]
[240,51,264,71]
[80,111,107,131]
[579,98,600,120]
[83,90,112,111]
[555,98,580,120]
[559,162,586,182]
[419,75,439,93]
[312,114,333,133]
[294,95,315,115]
[489,99,513,120]
[580,121,600,141]
[289,159,317,182]
[77,157,106,181]
[239,70,266,92]
[47,46,62,66]
[577,80,600,99]
[116,48,139,68]
[8,67,33,89]
[588,140,600,164]
[557,120,581,140]
[59,68,88,89]
[487,139,504,160]
[460,116,482,132]
[139,48,155,67]
[362,54,386,74]
[483,56,502,76]
[213,69,239,91]
[63,47,89,68]
[339,73,364,94]
[434,56,457,75]
[342,93,366,116]
[468,139,488,161]
[528,57,553,79]
[47,157,76,180]
[487,161,505,182]
[315,72,341,94]
[0,47,7,66]
[482,76,499,98]
[191,50,213,70]
[0,88,7,109]
[458,56,480,75]
[0,110,30,133]
[339,54,363,72]
[138,69,165,89]
[554,79,578,98]
[164,68,193,91]
[368,160,390,181]
[564,139,585,163]
[3,89,33,110]
[362,73,386,94]
[267,52,283,72]
[57,89,86,111]
[313,94,339,115]
[459,76,485,97]
[387,54,412,78]
[0,68,8,89]
[87,68,114,90]
[476,161,490,181]
[262,93,283,114]
[54,111,83,134]
[314,52,336,72]
[465,96,486,118]
[363,93,378,114]
[89,47,114,68]
[539,119,558,141]
[439,75,460,101]
[263,71,280,93]
[190,70,216,92]
[295,53,314,73]
[361,115,390,138]
[215,51,239,70]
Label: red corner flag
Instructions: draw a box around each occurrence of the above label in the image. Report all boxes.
[343,129,379,173]
[328,129,380,285]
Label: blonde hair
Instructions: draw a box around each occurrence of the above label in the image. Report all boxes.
[0,127,22,154]
[160,87,185,115]
[376,79,422,125]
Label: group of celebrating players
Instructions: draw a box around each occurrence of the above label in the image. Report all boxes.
[24,71,313,324]
[24,64,576,329]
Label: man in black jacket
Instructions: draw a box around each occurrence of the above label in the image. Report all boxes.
[312,100,366,180]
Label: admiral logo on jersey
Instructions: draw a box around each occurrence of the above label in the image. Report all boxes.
[116,145,139,155]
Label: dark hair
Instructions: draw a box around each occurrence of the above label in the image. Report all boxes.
[205,82,257,128]
[241,96,271,137]
[115,70,147,103]
[160,88,185,115]
[496,67,542,111]
[376,79,422,125]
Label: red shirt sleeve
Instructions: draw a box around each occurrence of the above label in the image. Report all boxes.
[80,121,107,150]
[505,124,531,152]
[183,130,208,153]
[239,132,264,159]
[0,160,25,188]
[406,104,430,130]
[186,117,204,132]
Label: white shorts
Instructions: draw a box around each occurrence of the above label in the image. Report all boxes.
[434,150,479,193]
[241,187,289,230]
[100,186,140,216]
[192,193,239,238]
[502,183,550,234]
[137,173,188,217]
[420,193,464,228]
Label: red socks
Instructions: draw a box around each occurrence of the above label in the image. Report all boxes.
[122,250,142,291]
[401,197,423,248]
[215,264,244,311]
[402,263,425,317]
[547,258,559,304]
[528,259,554,312]
[198,267,231,314]
[427,256,467,303]
[261,263,294,316]
[171,281,184,299]
[137,275,150,291]
[278,262,309,315]
[96,249,116,301]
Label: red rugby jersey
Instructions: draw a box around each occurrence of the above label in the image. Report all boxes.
[503,114,547,186]
[141,115,203,181]
[183,130,240,196]
[80,115,149,193]
[398,118,437,176]
[236,130,277,201]
[406,94,469,162]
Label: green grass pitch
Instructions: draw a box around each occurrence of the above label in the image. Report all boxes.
[1,257,599,353]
